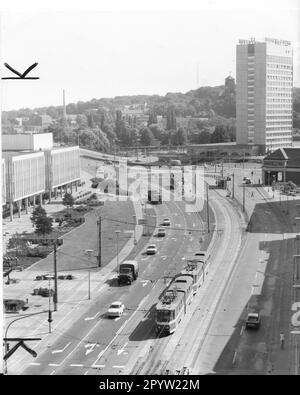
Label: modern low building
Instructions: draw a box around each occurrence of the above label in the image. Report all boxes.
[2,133,81,221]
[262,147,300,185]
[2,133,53,151]
[45,146,81,196]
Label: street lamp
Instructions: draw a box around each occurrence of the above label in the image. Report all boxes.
[115,230,121,272]
[132,215,137,245]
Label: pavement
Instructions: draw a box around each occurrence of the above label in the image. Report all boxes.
[195,163,300,375]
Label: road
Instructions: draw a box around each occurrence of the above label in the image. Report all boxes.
[195,163,300,375]
[22,197,211,375]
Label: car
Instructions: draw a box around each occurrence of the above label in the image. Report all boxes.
[246,312,261,329]
[35,273,55,281]
[107,301,125,317]
[243,177,251,185]
[146,244,158,255]
[157,228,166,237]
[162,218,171,226]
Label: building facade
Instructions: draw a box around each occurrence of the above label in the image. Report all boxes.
[236,37,293,152]
[2,136,81,221]
[263,148,300,185]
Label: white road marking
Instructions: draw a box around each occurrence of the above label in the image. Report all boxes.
[232,351,238,364]
[141,280,150,287]
[92,293,151,368]
[50,371,56,375]
[240,326,245,336]
[70,364,83,367]
[117,342,128,356]
[85,343,97,355]
[52,342,71,354]
[30,362,41,366]
[49,363,60,367]
[84,370,89,375]
[113,365,125,369]
[114,316,122,322]
[85,312,99,321]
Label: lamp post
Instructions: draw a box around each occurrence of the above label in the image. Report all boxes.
[115,230,121,272]
[132,215,137,245]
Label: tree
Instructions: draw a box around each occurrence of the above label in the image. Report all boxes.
[140,127,154,146]
[35,215,54,236]
[63,193,75,208]
[166,106,177,130]
[175,127,188,145]
[210,125,230,143]
[31,206,53,236]
[30,206,47,226]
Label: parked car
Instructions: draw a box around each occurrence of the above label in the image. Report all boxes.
[246,312,261,329]
[107,301,125,317]
[162,218,171,226]
[157,228,166,237]
[146,244,158,255]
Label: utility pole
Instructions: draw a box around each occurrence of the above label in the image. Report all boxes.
[243,183,246,213]
[206,183,210,233]
[53,242,58,312]
[97,216,102,267]
[232,172,235,199]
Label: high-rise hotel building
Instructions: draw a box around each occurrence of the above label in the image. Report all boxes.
[236,38,293,152]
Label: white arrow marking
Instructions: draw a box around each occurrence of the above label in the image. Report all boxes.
[85,343,97,355]
[141,280,150,287]
[114,316,122,322]
[52,342,71,354]
[117,342,128,356]
[84,312,99,321]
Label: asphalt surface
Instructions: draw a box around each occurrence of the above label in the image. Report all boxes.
[22,198,210,375]
[200,163,300,375]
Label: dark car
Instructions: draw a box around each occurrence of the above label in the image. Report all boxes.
[246,312,261,329]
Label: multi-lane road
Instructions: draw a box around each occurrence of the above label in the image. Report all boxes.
[22,197,211,375]
[5,159,300,375]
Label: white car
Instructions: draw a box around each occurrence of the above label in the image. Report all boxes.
[146,244,158,255]
[162,218,171,226]
[107,301,125,317]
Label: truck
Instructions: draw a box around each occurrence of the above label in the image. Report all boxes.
[148,189,162,204]
[118,260,139,285]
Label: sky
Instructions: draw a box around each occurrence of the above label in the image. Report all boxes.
[0,0,299,111]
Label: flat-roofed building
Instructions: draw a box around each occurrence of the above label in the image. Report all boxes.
[2,132,53,151]
[236,37,293,152]
[2,133,81,220]
[45,146,81,195]
[3,151,46,219]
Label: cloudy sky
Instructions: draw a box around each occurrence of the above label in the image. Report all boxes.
[1,0,299,111]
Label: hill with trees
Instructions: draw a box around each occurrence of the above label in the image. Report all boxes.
[2,85,300,150]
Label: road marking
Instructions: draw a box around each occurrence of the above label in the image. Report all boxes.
[240,326,245,336]
[84,370,89,375]
[30,362,41,366]
[114,316,122,322]
[52,342,71,354]
[50,370,56,375]
[70,364,83,367]
[85,312,99,321]
[117,342,128,356]
[85,343,97,355]
[92,292,151,368]
[48,363,60,367]
[232,351,238,364]
[141,280,150,287]
[113,365,125,369]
